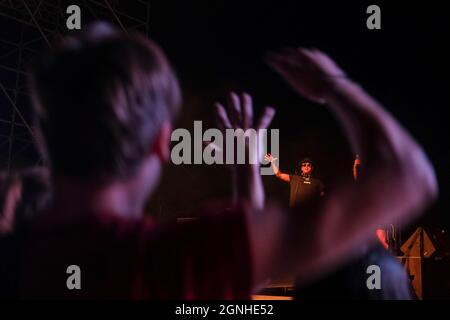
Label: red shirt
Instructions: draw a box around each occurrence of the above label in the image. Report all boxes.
[18,206,253,299]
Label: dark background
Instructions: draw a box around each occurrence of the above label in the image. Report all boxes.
[147,0,450,233]
[1,1,449,234]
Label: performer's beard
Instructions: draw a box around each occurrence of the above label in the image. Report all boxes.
[301,172,311,178]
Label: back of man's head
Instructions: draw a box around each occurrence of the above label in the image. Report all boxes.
[29,22,181,182]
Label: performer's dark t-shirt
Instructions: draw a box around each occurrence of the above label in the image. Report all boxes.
[289,175,324,207]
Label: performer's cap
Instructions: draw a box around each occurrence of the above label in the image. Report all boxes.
[300,158,314,166]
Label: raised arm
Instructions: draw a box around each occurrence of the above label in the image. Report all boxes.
[215,92,275,210]
[353,154,360,181]
[264,154,290,182]
[247,48,438,287]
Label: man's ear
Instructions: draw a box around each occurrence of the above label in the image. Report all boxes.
[151,121,172,162]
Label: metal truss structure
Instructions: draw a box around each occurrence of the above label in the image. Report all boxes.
[0,0,150,170]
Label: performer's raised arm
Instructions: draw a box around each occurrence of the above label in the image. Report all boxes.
[264,154,290,182]
[353,154,360,181]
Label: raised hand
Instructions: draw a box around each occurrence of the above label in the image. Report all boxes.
[264,153,278,163]
[353,154,361,167]
[214,92,276,210]
[266,48,346,104]
[214,92,275,165]
[215,92,275,133]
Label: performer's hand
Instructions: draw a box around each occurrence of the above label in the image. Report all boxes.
[266,48,346,104]
[264,153,278,163]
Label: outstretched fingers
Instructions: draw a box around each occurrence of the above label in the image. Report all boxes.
[256,106,276,130]
[227,92,242,128]
[241,92,253,129]
[215,102,232,130]
[216,92,275,131]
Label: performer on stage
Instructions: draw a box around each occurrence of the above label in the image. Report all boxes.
[264,154,324,207]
